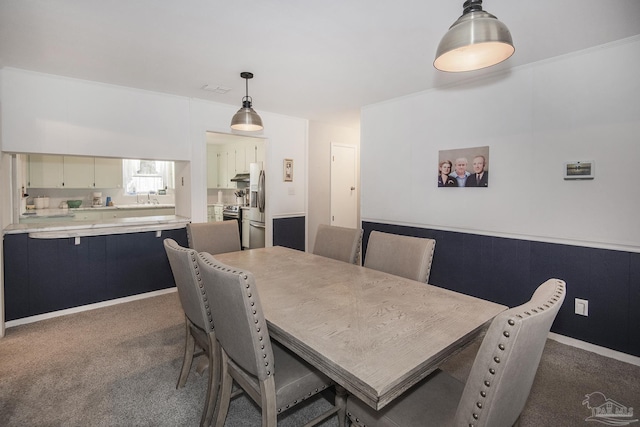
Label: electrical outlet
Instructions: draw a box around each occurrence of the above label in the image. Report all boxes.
[575,298,589,316]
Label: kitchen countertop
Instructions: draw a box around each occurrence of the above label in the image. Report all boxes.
[4,214,189,238]
[22,204,175,218]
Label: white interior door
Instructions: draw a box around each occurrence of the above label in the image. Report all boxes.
[331,143,357,228]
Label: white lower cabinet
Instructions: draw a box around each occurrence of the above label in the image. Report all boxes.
[214,205,223,222]
[72,210,104,221]
[103,207,175,219]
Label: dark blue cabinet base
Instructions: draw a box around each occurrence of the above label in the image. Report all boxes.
[3,228,188,321]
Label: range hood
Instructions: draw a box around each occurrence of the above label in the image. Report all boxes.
[230,173,250,182]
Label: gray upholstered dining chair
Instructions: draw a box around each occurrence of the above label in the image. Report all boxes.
[163,238,219,427]
[313,224,364,264]
[346,278,566,427]
[196,251,345,427]
[363,231,436,282]
[186,221,241,255]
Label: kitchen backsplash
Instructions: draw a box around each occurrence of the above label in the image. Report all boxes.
[25,187,176,210]
[206,188,246,205]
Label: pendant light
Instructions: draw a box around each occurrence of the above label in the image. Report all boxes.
[230,72,264,131]
[434,0,514,73]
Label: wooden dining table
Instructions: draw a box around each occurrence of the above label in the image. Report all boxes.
[216,246,507,411]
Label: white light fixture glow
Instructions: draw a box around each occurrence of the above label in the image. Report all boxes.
[434,0,514,73]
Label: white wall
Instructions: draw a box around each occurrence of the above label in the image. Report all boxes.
[0,69,310,247]
[0,68,310,336]
[308,121,360,251]
[1,68,190,160]
[361,36,640,252]
[187,99,308,248]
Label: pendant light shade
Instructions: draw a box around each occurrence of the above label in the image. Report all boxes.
[230,72,263,131]
[434,0,514,73]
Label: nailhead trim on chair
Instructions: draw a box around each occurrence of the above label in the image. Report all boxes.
[354,232,363,265]
[466,280,565,427]
[177,245,215,332]
[198,254,337,417]
[277,382,334,414]
[198,256,274,377]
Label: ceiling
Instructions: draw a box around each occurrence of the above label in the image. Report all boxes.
[1,1,639,129]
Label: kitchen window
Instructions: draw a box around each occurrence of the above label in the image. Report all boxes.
[123,159,175,194]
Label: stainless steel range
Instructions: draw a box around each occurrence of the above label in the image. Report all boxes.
[222,205,240,219]
[222,205,242,243]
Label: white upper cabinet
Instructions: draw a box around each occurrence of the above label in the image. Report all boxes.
[63,156,95,188]
[28,154,123,189]
[206,144,220,188]
[256,141,265,165]
[29,155,64,188]
[235,144,247,174]
[218,149,230,188]
[205,136,264,188]
[94,158,123,188]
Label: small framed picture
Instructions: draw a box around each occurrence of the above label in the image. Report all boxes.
[283,158,293,182]
[564,161,594,180]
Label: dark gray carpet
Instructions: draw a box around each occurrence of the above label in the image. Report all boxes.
[1,292,638,426]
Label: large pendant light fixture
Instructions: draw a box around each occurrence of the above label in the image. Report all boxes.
[230,72,263,131]
[434,0,514,72]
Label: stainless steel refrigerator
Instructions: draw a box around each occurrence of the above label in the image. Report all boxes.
[249,162,265,248]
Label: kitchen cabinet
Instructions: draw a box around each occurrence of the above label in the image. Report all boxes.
[72,210,104,222]
[207,205,223,222]
[2,228,188,321]
[242,208,250,249]
[218,150,230,189]
[207,139,264,188]
[94,158,123,188]
[256,141,265,165]
[207,205,224,222]
[28,154,123,189]
[214,205,223,222]
[206,145,219,188]
[63,156,95,188]
[245,141,265,170]
[235,145,247,174]
[28,155,64,188]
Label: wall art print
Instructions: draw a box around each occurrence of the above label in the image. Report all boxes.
[438,146,490,188]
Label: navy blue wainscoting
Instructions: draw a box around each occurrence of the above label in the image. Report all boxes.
[272,216,305,252]
[363,221,640,357]
[2,228,188,321]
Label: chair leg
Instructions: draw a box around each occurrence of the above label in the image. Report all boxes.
[213,350,234,427]
[177,317,196,388]
[259,376,278,427]
[201,335,220,427]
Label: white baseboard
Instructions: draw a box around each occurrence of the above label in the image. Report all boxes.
[4,288,177,329]
[4,292,640,368]
[548,332,640,367]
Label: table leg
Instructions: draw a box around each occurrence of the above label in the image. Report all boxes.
[335,385,347,427]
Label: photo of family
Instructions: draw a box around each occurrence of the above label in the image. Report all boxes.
[438,146,490,188]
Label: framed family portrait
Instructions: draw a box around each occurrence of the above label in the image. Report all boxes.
[283,158,293,182]
[438,146,490,188]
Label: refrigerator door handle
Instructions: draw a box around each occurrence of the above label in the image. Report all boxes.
[258,170,265,213]
[250,222,265,229]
